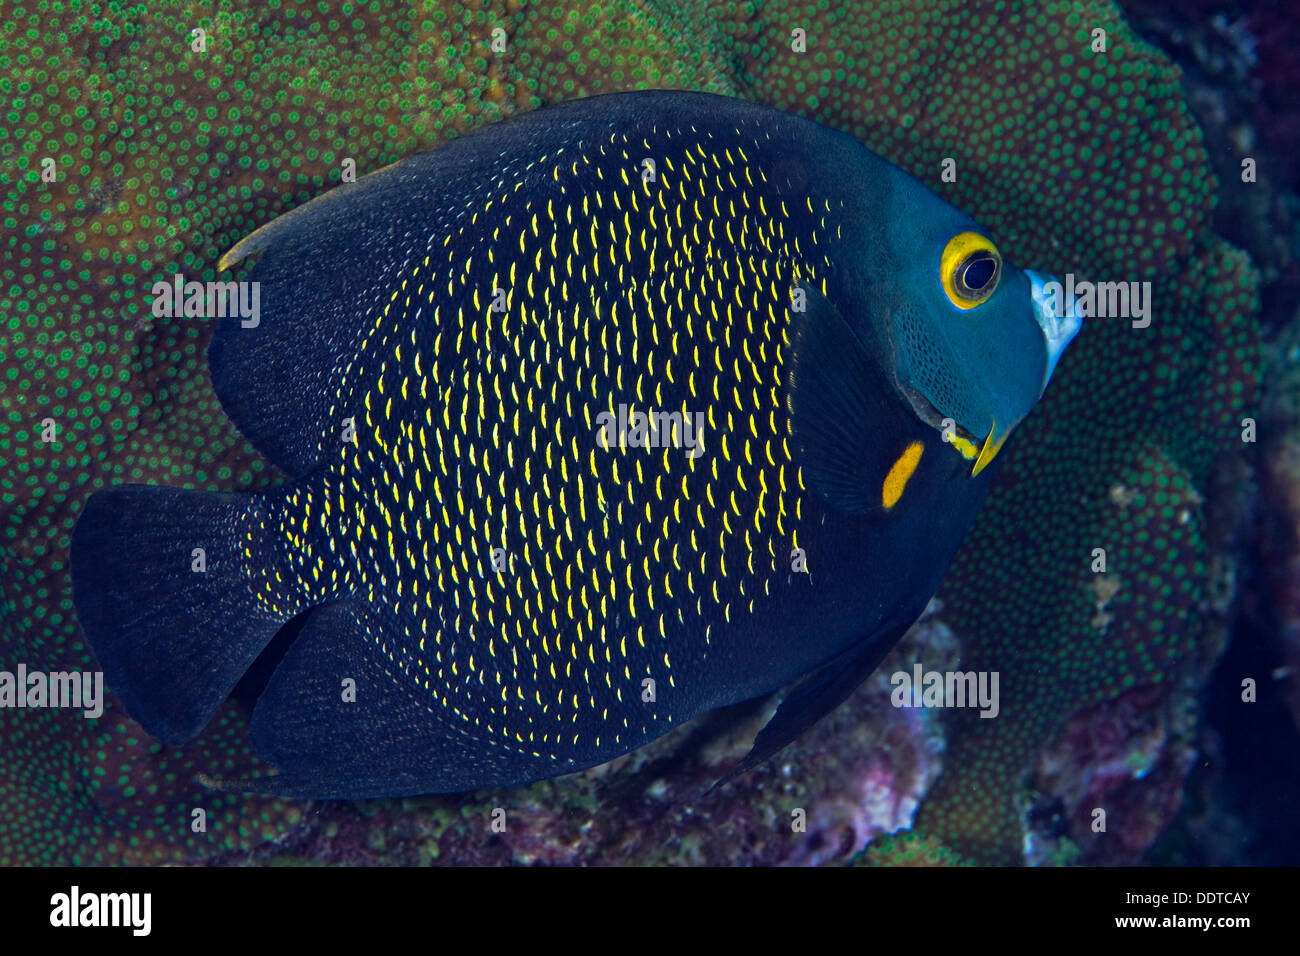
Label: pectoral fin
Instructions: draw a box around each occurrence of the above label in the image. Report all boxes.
[785,284,898,513]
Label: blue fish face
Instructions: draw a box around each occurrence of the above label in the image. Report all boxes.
[852,171,1084,475]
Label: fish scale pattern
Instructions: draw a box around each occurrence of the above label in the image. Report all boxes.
[244,117,844,773]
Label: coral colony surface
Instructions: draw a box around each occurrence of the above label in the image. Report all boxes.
[1,0,1294,866]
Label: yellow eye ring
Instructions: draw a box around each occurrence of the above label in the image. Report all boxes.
[940,232,1002,309]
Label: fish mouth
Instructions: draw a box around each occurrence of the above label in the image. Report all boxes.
[1027,269,1084,394]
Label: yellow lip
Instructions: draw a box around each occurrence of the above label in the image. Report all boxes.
[971,418,1011,477]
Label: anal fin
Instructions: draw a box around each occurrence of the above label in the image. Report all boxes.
[230,601,527,799]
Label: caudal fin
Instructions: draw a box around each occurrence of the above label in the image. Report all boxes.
[70,484,293,744]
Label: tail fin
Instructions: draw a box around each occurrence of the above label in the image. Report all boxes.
[70,485,293,744]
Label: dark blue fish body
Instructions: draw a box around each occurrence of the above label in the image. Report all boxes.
[71,91,1080,797]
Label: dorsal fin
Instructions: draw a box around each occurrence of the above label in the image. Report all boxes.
[209,156,453,477]
[209,105,604,476]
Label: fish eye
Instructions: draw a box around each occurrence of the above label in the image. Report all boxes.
[940,232,1002,309]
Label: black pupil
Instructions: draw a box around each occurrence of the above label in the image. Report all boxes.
[962,255,996,292]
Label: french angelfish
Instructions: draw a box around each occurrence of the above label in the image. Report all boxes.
[71,91,1082,798]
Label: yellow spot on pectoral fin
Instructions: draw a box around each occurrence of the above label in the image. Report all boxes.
[882,441,924,510]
